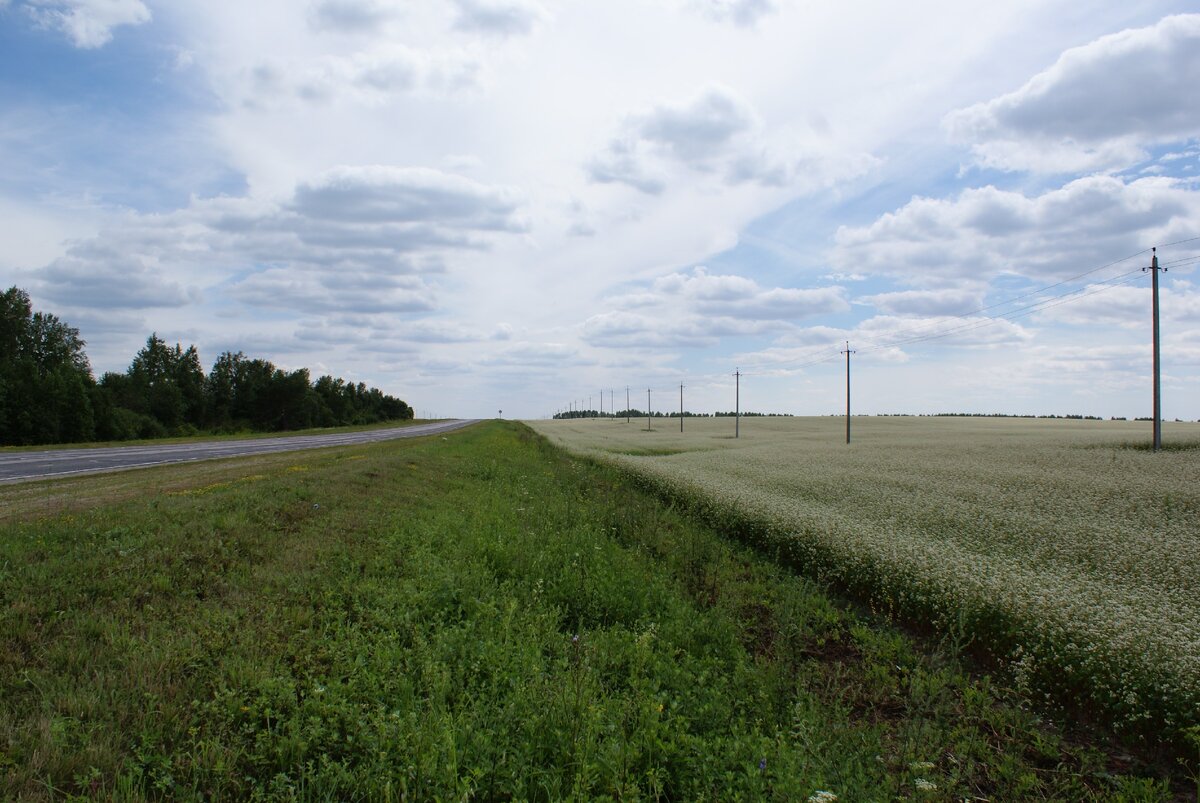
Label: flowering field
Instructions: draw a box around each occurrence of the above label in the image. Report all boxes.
[530,415,1200,744]
[13,422,1172,799]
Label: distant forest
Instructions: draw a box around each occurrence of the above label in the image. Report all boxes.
[0,287,412,447]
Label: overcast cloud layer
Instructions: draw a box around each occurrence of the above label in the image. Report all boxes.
[1,0,1198,420]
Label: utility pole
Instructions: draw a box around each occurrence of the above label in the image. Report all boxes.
[589,395,593,419]
[647,389,652,431]
[841,341,855,444]
[599,390,603,418]
[626,387,630,424]
[611,389,614,419]
[679,384,684,432]
[734,368,740,438]
[1145,247,1167,451]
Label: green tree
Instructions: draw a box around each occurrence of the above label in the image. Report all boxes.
[127,334,205,432]
[0,287,94,445]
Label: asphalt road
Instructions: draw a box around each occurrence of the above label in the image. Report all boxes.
[0,420,480,484]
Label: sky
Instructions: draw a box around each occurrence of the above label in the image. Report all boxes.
[2,0,1199,421]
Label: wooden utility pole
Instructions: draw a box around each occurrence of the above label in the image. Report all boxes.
[626,387,630,423]
[646,389,652,431]
[841,342,855,444]
[734,368,740,438]
[1145,247,1167,451]
[679,384,684,432]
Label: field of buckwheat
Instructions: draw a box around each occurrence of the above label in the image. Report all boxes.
[530,415,1200,744]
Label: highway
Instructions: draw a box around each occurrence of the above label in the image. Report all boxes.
[0,420,479,484]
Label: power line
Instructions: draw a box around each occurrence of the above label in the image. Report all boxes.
[554,238,1195,422]
[738,264,1153,372]
[857,269,1147,355]
[1158,234,1200,248]
[735,239,1195,373]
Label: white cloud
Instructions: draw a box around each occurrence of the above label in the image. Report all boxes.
[491,340,578,365]
[1037,280,1200,330]
[653,266,848,319]
[582,266,846,349]
[250,46,481,107]
[31,249,196,309]
[946,14,1200,173]
[291,166,523,229]
[856,313,1031,351]
[587,140,669,195]
[687,0,778,27]
[308,0,398,33]
[862,288,984,317]
[450,0,546,37]
[230,269,437,314]
[636,86,756,162]
[832,176,1200,285]
[737,309,1031,372]
[24,165,526,319]
[582,312,724,349]
[25,0,150,48]
[588,85,876,194]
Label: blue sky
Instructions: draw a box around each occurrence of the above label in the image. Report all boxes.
[2,0,1198,419]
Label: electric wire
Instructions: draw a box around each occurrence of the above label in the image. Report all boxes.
[559,237,1195,411]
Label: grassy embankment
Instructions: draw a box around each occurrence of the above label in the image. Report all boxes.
[0,421,1185,799]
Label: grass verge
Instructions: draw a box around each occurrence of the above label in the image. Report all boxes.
[0,422,1187,800]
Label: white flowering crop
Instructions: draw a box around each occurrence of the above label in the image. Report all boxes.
[530,415,1200,737]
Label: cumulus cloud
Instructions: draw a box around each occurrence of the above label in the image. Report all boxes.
[450,0,546,37]
[1038,280,1200,329]
[652,266,848,319]
[637,86,756,162]
[1029,344,1149,387]
[588,84,877,194]
[249,46,481,107]
[491,340,578,365]
[303,317,510,345]
[687,0,778,27]
[862,288,984,317]
[945,14,1200,173]
[308,0,397,33]
[230,269,437,314]
[582,266,846,349]
[582,311,724,349]
[292,166,522,229]
[589,86,754,190]
[23,0,150,48]
[586,140,669,195]
[26,165,526,318]
[32,247,196,309]
[734,308,1031,374]
[856,313,1031,350]
[832,175,1200,285]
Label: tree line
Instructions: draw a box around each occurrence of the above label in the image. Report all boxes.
[553,410,791,420]
[0,287,413,446]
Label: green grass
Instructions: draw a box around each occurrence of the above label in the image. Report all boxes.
[0,422,1186,800]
